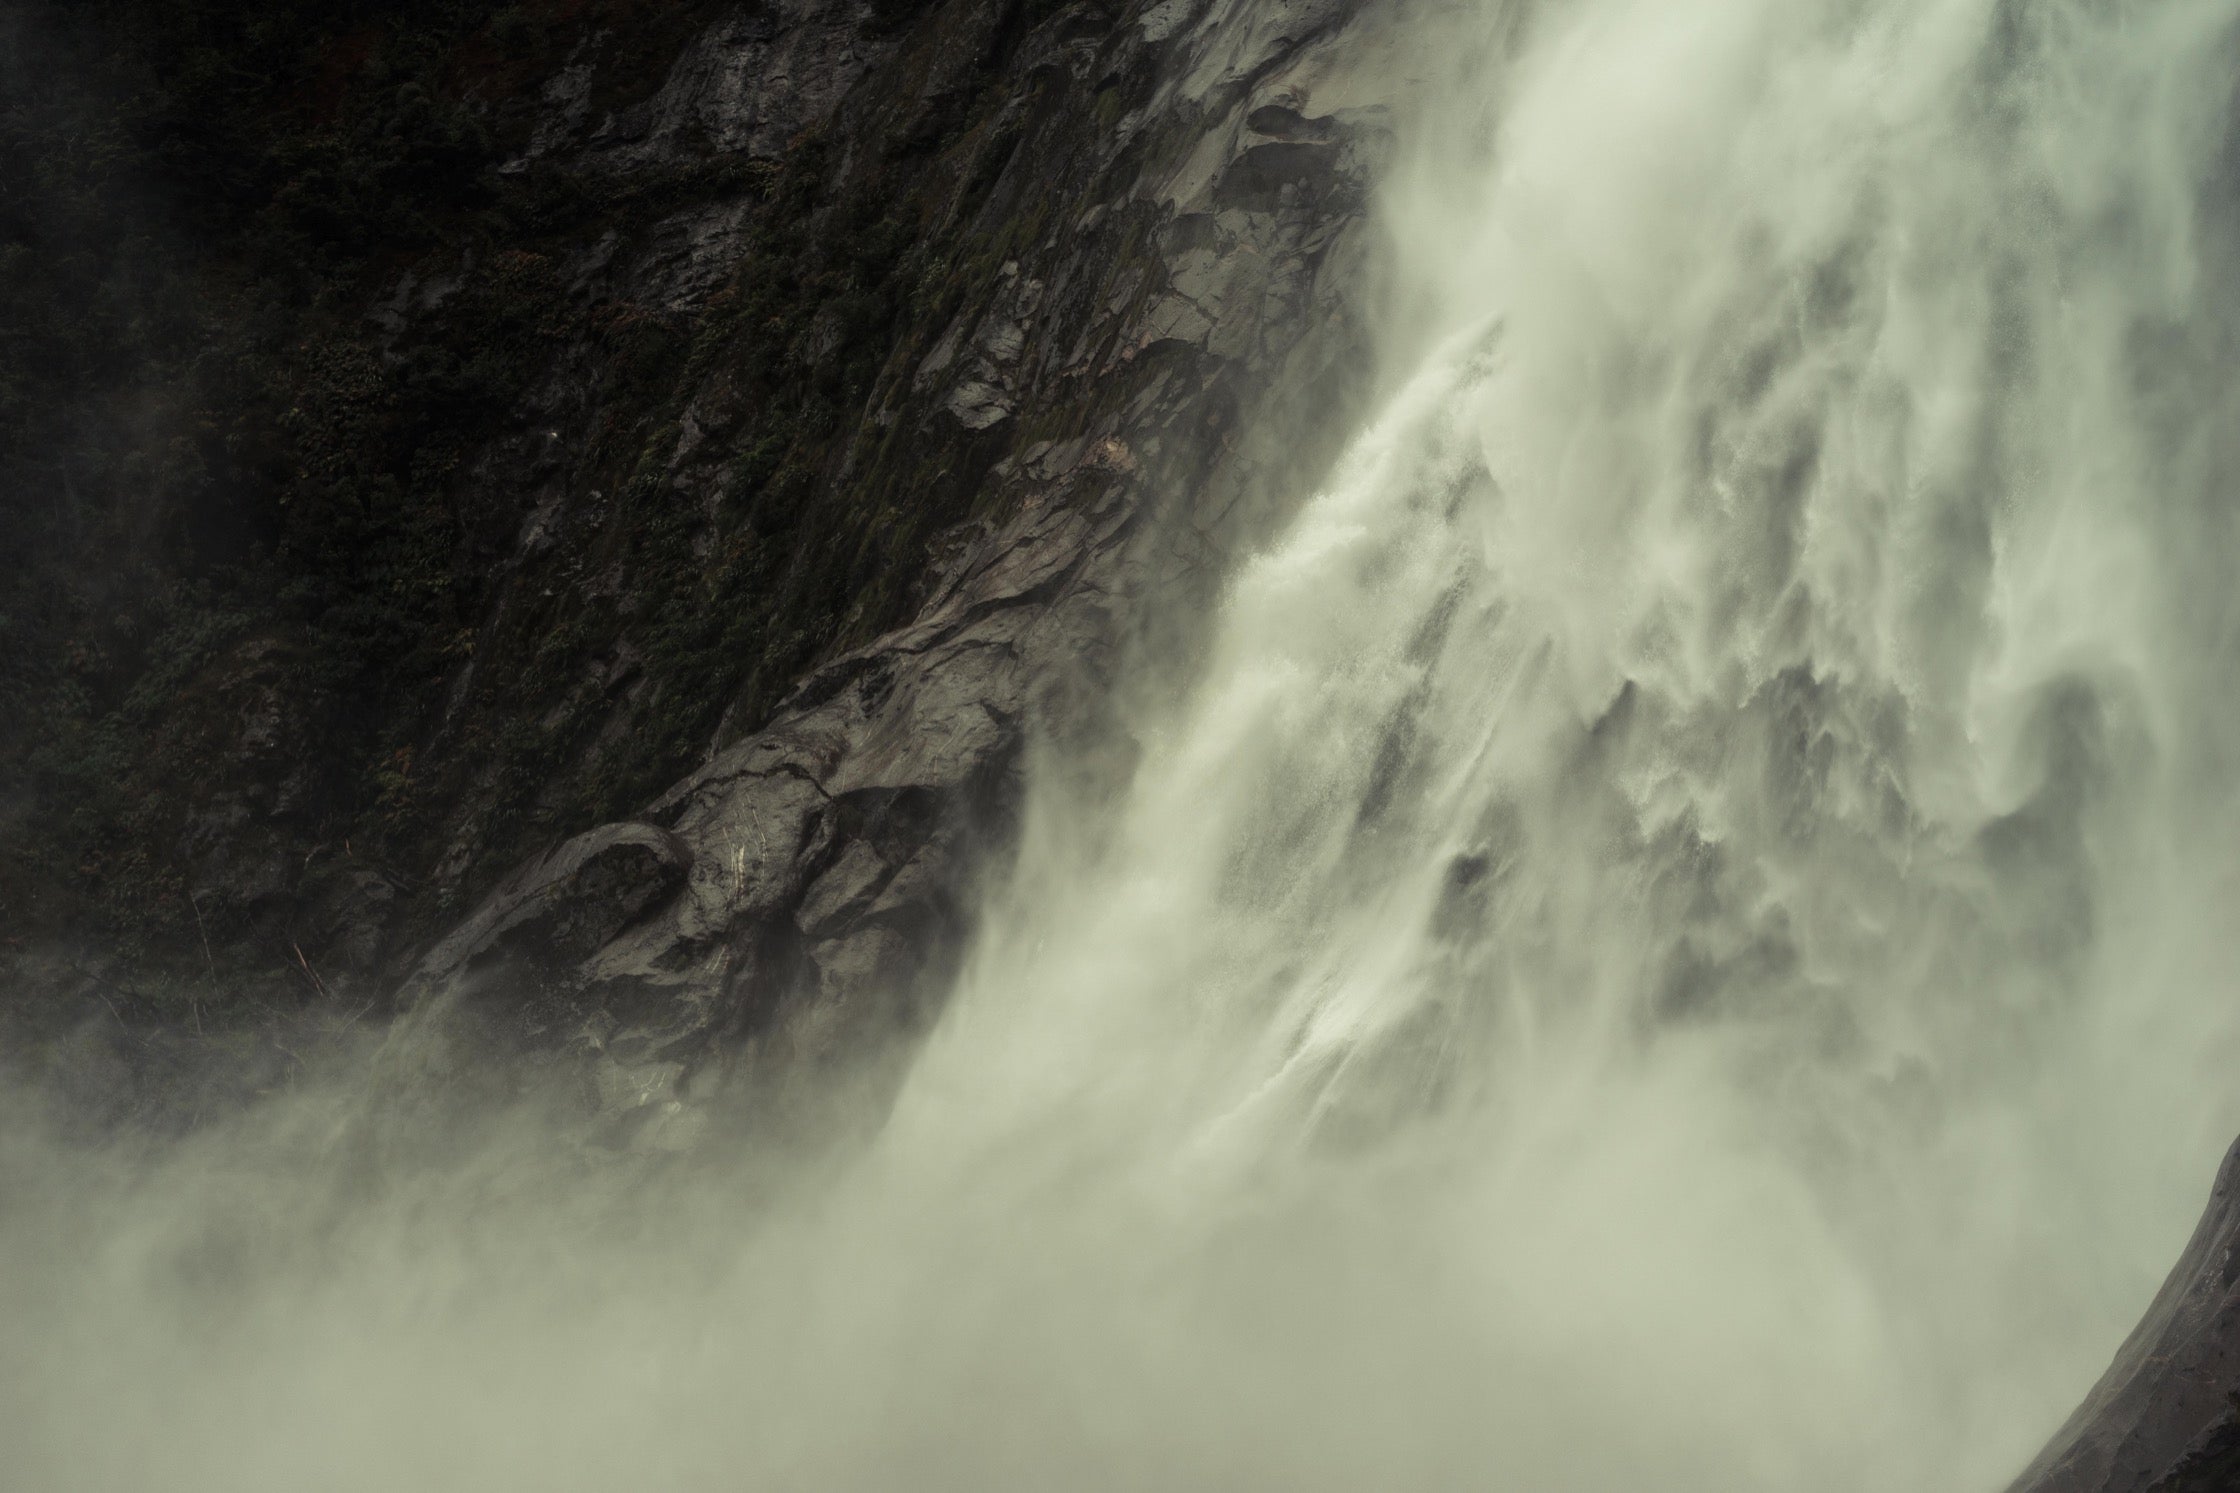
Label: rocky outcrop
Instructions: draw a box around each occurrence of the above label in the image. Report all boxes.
[511,0,893,173]
[2008,1137,2240,1493]
[0,0,1402,1138]
[389,0,1399,1127]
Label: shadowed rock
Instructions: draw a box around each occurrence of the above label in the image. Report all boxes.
[2009,1136,2240,1493]
[409,821,694,990]
[386,0,1395,1135]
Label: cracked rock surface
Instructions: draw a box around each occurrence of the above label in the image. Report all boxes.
[399,0,1405,1125]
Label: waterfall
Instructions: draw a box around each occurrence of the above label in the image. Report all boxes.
[853,0,2240,1484]
[11,1,2240,1489]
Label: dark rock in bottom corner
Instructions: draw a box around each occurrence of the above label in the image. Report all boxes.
[2008,1135,2240,1493]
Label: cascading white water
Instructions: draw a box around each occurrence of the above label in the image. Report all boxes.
[11,0,2240,1489]
[850,0,2240,1482]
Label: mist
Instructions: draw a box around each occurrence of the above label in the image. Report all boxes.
[13,0,2240,1488]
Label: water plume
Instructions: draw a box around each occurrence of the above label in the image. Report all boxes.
[11,0,2240,1488]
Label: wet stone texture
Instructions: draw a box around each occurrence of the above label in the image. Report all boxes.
[393,0,1400,1129]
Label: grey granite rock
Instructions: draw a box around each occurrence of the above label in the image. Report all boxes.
[509,0,894,173]
[401,0,1399,1124]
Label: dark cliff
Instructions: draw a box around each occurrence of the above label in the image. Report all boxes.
[2008,1138,2240,1493]
[0,0,1390,1126]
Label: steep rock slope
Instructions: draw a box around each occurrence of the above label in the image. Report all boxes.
[0,0,1395,1091]
[392,0,1406,1135]
[2009,1137,2240,1493]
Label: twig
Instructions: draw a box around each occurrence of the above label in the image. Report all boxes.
[269,1033,307,1084]
[187,892,215,1037]
[291,942,332,1001]
[66,959,137,1031]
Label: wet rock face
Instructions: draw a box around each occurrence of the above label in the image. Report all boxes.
[413,821,694,989]
[0,0,1397,1109]
[2009,1137,2240,1493]
[513,0,892,172]
[395,0,1399,1123]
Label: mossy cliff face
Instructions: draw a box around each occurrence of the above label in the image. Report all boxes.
[1,0,1396,1120]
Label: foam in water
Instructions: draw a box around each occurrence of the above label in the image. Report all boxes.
[10,0,2240,1488]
